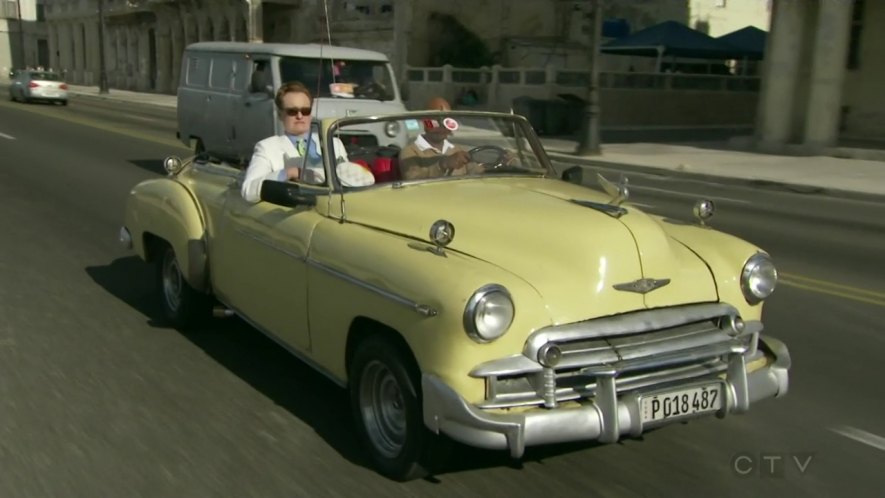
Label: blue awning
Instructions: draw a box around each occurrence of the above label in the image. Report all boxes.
[717,26,767,60]
[601,21,744,59]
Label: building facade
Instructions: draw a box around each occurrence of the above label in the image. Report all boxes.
[689,0,771,37]
[1,0,49,75]
[756,0,881,149]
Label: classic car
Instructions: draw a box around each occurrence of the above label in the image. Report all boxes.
[120,110,790,481]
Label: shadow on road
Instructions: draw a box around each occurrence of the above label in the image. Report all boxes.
[85,256,164,326]
[128,158,167,175]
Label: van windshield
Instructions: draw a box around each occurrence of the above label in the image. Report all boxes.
[279,57,395,101]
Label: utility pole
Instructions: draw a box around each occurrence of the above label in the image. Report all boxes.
[97,0,109,93]
[15,0,25,68]
[576,0,604,156]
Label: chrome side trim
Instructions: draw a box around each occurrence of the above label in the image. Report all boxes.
[525,303,738,358]
[217,298,346,388]
[307,259,438,317]
[233,227,307,261]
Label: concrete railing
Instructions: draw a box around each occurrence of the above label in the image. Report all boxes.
[403,64,761,134]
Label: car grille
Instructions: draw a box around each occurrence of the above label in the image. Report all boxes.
[471,303,761,409]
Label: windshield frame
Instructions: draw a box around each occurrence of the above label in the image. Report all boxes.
[323,111,557,192]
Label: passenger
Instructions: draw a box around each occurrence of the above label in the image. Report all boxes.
[399,97,484,180]
[241,81,369,203]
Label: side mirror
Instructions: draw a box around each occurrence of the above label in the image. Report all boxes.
[561,165,584,185]
[260,180,317,207]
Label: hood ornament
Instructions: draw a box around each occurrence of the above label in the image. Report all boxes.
[597,173,629,206]
[613,278,671,294]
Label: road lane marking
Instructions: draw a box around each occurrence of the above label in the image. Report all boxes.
[831,426,885,453]
[630,184,751,204]
[0,131,14,140]
[0,99,189,151]
[779,273,885,307]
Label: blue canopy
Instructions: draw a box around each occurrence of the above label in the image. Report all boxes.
[601,20,742,59]
[717,26,767,60]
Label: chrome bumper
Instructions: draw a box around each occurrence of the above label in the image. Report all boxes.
[423,335,790,459]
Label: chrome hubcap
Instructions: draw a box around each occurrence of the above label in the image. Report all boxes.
[359,360,407,459]
[162,251,182,313]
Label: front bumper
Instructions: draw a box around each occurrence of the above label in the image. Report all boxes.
[423,335,790,458]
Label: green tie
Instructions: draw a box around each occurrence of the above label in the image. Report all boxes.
[296,139,307,156]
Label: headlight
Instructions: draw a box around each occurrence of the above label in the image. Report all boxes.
[384,121,400,137]
[464,284,514,343]
[741,253,777,304]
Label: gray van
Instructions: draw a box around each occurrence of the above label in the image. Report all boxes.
[177,42,409,164]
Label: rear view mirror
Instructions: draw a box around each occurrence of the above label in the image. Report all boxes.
[260,180,317,207]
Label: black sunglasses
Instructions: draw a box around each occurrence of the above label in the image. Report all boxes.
[282,106,312,117]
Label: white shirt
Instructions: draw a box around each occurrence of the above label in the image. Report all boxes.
[413,134,455,154]
[241,133,348,203]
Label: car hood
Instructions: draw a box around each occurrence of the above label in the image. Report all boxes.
[341,178,718,324]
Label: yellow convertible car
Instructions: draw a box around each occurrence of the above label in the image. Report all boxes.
[121,110,790,480]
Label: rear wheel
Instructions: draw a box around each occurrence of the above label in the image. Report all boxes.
[157,243,209,328]
[350,336,450,481]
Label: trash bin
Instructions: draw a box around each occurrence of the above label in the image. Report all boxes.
[543,99,574,136]
[511,96,546,134]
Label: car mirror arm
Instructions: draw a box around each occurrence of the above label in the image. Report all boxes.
[260,180,318,207]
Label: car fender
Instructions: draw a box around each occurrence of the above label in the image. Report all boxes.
[305,219,550,403]
[124,178,209,293]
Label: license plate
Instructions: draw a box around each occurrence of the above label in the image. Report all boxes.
[641,383,722,423]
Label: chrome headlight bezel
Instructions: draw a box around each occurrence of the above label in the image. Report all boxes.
[741,253,777,304]
[463,284,514,343]
[384,120,400,138]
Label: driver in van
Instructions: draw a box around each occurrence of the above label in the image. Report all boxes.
[241,81,371,203]
[399,97,484,180]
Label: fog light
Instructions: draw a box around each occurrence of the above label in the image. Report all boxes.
[538,343,562,368]
[727,316,745,336]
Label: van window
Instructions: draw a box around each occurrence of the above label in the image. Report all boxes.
[186,56,209,87]
[278,57,395,101]
[210,58,233,90]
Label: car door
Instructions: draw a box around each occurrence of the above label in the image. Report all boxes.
[209,180,328,353]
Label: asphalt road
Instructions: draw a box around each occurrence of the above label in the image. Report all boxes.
[0,96,883,498]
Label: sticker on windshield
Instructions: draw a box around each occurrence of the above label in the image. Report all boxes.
[443,117,459,131]
[330,82,355,98]
[405,119,421,131]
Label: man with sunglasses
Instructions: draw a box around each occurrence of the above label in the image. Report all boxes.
[241,81,354,203]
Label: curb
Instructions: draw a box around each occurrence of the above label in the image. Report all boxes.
[68,91,178,109]
[546,151,885,203]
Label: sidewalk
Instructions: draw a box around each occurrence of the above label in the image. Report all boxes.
[63,84,885,200]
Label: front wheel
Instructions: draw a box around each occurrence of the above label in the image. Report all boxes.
[157,243,208,328]
[349,336,449,481]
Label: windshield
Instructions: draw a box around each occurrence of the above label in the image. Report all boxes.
[327,112,553,189]
[279,57,395,101]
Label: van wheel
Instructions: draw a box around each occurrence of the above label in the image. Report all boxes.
[350,336,450,481]
[157,243,209,328]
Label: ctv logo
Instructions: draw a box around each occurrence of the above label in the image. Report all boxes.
[731,452,815,478]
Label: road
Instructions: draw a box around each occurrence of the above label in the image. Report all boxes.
[0,96,883,497]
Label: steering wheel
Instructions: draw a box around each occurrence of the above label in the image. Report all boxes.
[468,145,508,169]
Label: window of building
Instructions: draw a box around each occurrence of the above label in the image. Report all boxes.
[36,4,45,21]
[714,0,727,7]
[847,0,864,70]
